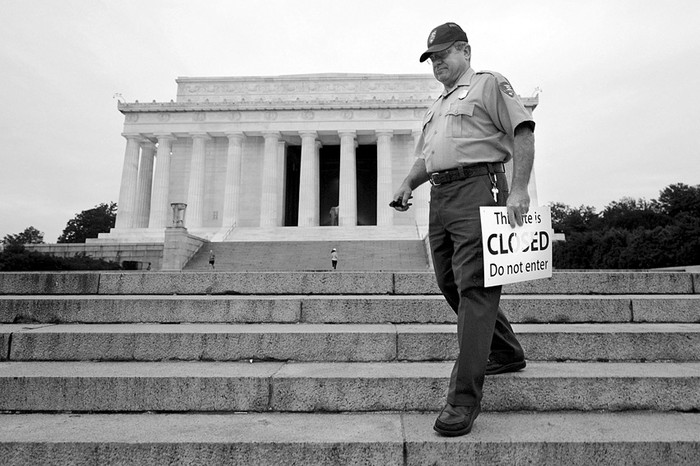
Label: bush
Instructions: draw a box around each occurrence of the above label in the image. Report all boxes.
[0,246,121,271]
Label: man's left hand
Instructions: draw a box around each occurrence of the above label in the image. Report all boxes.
[506,188,530,227]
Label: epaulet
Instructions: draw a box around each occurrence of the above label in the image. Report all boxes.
[476,70,503,79]
[478,70,516,98]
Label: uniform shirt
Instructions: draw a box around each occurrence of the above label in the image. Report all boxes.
[415,67,535,173]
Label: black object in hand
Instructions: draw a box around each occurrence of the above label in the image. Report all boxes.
[389,200,412,208]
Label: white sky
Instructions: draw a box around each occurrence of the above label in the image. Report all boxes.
[1,0,699,242]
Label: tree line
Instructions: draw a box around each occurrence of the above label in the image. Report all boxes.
[551,183,700,269]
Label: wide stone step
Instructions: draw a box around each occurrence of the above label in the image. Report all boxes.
[3,295,699,324]
[1,271,697,295]
[3,323,699,362]
[1,412,698,465]
[1,361,698,412]
[184,238,429,272]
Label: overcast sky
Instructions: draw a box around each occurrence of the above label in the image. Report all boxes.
[1,0,699,242]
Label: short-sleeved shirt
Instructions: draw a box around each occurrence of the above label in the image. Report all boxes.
[415,67,535,173]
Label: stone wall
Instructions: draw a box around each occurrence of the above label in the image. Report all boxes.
[27,243,164,270]
[161,228,207,271]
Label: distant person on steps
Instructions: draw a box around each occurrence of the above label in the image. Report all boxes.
[331,248,338,270]
[209,250,216,270]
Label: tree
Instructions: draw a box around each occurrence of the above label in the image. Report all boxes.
[657,183,700,218]
[2,226,44,248]
[600,197,669,231]
[57,202,117,243]
[549,202,599,235]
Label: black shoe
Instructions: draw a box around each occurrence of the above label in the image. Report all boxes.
[485,358,526,375]
[433,403,481,437]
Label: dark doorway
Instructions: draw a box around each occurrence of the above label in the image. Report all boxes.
[284,146,301,226]
[356,145,377,226]
[319,146,340,226]
[316,144,377,226]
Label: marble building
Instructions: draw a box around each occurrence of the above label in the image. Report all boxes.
[102,73,538,242]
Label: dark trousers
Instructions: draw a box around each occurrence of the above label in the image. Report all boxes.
[429,172,524,407]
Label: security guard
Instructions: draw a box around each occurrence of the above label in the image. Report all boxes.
[392,22,535,437]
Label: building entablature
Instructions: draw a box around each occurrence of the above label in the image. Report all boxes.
[117,72,537,141]
[120,106,428,141]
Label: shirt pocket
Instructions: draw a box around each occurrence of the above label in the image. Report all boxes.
[446,101,475,138]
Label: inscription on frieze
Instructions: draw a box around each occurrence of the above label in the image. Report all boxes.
[176,74,441,104]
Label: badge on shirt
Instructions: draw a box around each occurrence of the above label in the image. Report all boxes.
[499,81,515,98]
[458,88,469,100]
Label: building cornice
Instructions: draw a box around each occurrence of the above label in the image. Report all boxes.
[117,99,440,114]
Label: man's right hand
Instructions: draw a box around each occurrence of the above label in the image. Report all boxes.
[391,185,413,211]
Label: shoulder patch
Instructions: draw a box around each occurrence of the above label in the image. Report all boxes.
[499,80,515,98]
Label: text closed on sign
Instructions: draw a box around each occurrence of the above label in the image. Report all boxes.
[480,207,554,287]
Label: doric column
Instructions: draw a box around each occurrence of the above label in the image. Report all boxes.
[338,131,357,226]
[412,130,430,228]
[376,130,394,226]
[222,132,244,228]
[134,140,156,228]
[297,131,320,226]
[148,134,176,229]
[115,133,142,229]
[260,132,280,227]
[186,133,209,228]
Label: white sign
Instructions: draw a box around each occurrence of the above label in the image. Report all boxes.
[480,206,554,287]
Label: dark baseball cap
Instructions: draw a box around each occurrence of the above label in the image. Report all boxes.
[419,22,468,62]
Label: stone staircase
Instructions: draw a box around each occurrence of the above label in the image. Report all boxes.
[184,240,430,271]
[0,270,699,465]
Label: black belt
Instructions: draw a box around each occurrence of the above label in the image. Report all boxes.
[429,162,505,186]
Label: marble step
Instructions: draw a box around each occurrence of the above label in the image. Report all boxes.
[0,271,697,295]
[184,238,429,272]
[222,226,422,242]
[1,412,698,465]
[2,295,699,324]
[1,361,698,412]
[3,323,700,363]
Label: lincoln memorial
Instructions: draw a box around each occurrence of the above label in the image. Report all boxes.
[99,73,537,244]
